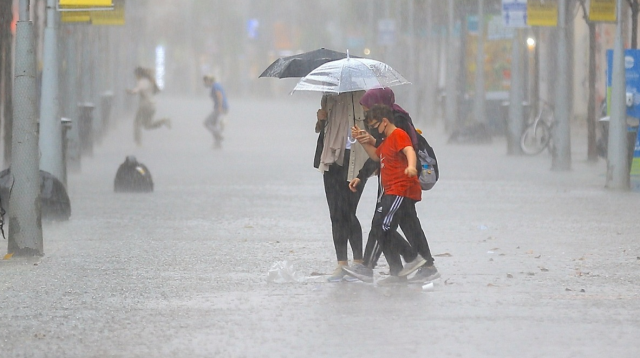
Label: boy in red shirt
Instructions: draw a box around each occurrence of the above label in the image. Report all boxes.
[356,104,438,285]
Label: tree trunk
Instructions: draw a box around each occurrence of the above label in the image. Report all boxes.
[577,0,598,161]
[587,22,598,161]
[0,0,13,165]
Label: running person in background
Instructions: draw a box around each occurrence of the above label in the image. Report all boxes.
[203,75,229,149]
[126,67,171,146]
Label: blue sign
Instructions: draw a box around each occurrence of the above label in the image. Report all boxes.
[502,0,527,28]
[378,19,396,46]
[606,49,640,119]
[631,130,640,191]
[468,15,479,34]
[247,19,259,39]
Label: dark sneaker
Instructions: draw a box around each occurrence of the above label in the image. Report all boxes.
[376,275,408,286]
[398,256,427,277]
[326,265,347,282]
[342,263,374,283]
[408,265,441,283]
[343,274,361,283]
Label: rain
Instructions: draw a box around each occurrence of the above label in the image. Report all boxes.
[1,0,640,356]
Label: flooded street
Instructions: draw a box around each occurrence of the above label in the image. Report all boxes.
[1,96,640,357]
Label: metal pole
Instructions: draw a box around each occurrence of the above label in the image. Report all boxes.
[532,27,540,118]
[65,27,81,172]
[91,28,103,141]
[423,0,436,125]
[9,0,44,256]
[474,0,486,125]
[384,0,391,66]
[39,0,64,184]
[368,0,374,55]
[445,0,458,131]
[508,29,524,155]
[407,0,417,120]
[79,26,95,157]
[553,0,572,170]
[607,0,630,189]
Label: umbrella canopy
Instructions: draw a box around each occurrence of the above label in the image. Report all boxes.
[291,57,410,94]
[259,48,356,79]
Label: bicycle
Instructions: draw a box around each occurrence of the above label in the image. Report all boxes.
[520,101,555,155]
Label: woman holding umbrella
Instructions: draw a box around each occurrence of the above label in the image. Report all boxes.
[314,90,370,282]
[273,53,412,282]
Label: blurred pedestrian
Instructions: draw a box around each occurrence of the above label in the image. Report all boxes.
[126,67,171,146]
[203,75,229,149]
[314,91,370,282]
[348,104,439,285]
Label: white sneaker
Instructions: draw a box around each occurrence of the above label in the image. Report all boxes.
[398,256,427,277]
[327,265,347,282]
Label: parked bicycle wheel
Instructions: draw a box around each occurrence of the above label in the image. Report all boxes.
[520,122,551,155]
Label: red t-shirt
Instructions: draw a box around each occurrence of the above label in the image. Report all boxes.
[375,128,422,201]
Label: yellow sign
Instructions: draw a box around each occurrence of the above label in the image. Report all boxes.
[60,0,124,25]
[589,0,617,22]
[527,0,558,27]
[60,11,91,23]
[59,0,112,6]
[91,0,124,25]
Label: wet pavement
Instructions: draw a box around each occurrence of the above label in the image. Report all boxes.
[1,95,640,357]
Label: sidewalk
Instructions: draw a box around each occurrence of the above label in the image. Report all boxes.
[1,96,639,357]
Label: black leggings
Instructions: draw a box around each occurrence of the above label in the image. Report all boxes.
[323,151,366,262]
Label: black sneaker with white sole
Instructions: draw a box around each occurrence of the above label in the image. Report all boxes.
[408,265,441,283]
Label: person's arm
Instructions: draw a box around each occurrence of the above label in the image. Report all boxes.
[126,79,142,94]
[351,125,379,161]
[348,178,361,193]
[357,158,379,180]
[362,141,379,161]
[215,90,224,113]
[402,146,418,177]
[315,108,327,133]
[349,157,380,192]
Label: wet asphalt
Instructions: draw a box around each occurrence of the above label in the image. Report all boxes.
[1,94,640,357]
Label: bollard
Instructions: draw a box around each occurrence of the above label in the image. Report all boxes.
[77,102,95,157]
[502,101,530,151]
[61,117,72,187]
[631,127,640,191]
[100,91,114,134]
[626,119,639,190]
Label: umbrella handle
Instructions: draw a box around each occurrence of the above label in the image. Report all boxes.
[351,92,357,127]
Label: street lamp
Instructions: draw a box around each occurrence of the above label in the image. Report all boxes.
[526,37,536,49]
